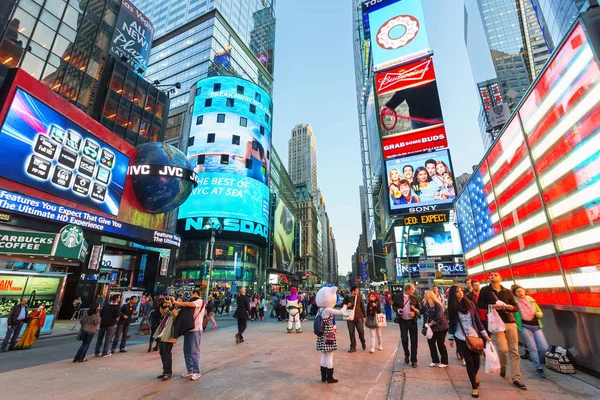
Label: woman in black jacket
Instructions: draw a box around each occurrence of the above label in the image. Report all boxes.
[421,291,449,367]
[447,285,491,398]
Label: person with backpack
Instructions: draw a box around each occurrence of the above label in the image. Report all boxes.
[314,286,349,384]
[173,290,205,381]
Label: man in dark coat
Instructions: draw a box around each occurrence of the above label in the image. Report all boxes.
[1,298,28,352]
[343,286,367,352]
[234,288,251,343]
[393,283,421,367]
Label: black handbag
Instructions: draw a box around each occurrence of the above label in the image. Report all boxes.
[366,315,377,328]
[76,328,84,341]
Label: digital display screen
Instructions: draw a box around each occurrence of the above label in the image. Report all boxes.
[0,89,129,216]
[272,197,295,272]
[385,149,455,215]
[395,223,462,257]
[368,0,432,71]
[377,58,443,136]
[178,77,272,243]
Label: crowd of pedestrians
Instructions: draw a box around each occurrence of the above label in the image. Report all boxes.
[1,274,553,393]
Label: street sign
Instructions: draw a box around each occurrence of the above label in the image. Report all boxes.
[355,277,362,283]
[305,271,311,278]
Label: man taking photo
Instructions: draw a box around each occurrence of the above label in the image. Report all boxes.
[393,283,420,367]
[343,286,366,352]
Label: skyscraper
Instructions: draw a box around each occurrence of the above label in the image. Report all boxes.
[288,123,318,194]
[534,0,586,45]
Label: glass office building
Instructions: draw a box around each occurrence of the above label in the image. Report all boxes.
[534,0,586,45]
[0,0,167,144]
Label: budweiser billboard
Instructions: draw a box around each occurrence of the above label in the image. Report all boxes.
[377,58,444,136]
[375,58,436,95]
[382,124,448,159]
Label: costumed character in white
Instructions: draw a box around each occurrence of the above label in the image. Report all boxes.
[315,286,348,384]
[286,287,303,333]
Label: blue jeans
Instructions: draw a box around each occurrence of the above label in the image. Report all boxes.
[1,320,24,351]
[95,325,115,356]
[183,331,202,373]
[384,304,393,320]
[74,330,95,361]
[520,324,549,370]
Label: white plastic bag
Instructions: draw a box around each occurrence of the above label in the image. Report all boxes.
[487,305,506,333]
[426,325,433,340]
[484,342,501,374]
[376,313,387,327]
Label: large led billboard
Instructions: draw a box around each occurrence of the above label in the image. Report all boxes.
[0,88,129,216]
[376,58,443,136]
[368,0,432,71]
[385,149,455,215]
[382,124,448,159]
[395,223,462,257]
[177,76,272,244]
[272,197,295,272]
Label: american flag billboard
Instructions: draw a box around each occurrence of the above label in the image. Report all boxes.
[456,23,600,308]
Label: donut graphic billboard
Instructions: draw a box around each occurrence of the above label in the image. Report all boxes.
[367,0,432,71]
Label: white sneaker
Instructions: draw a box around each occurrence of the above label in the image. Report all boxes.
[429,362,437,367]
[378,346,384,351]
[369,347,375,353]
[190,373,201,381]
[438,364,449,368]
[181,371,193,378]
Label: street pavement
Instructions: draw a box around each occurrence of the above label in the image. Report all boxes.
[1,314,599,400]
[0,314,398,400]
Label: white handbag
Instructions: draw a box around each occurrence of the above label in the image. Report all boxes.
[376,313,387,327]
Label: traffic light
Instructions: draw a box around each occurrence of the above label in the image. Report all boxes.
[382,246,388,256]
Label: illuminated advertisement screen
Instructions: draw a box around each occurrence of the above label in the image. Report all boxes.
[368,0,431,71]
[177,77,272,243]
[382,124,448,159]
[377,58,443,136]
[385,149,455,215]
[0,88,129,216]
[272,197,295,272]
[395,223,462,257]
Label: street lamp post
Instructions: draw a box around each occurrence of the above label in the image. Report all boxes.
[204,221,222,299]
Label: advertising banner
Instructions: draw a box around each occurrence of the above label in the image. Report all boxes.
[0,276,28,296]
[178,76,272,244]
[386,149,455,214]
[272,197,295,272]
[0,189,181,247]
[0,89,129,216]
[108,0,154,74]
[0,230,56,255]
[395,223,462,258]
[368,0,432,71]
[377,60,443,136]
[23,277,60,296]
[361,0,402,35]
[382,124,448,159]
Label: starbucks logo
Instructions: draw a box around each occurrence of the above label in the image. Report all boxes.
[60,225,84,248]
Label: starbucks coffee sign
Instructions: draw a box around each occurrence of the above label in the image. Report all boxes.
[0,230,56,255]
[59,224,85,248]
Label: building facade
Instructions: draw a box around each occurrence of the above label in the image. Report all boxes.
[295,184,321,284]
[288,123,318,194]
[0,0,167,144]
[534,0,586,45]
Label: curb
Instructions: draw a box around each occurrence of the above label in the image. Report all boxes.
[38,331,78,340]
[387,340,407,399]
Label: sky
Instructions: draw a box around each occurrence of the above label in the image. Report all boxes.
[272,0,485,275]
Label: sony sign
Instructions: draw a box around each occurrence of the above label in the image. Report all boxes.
[184,217,268,241]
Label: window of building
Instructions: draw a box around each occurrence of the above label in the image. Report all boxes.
[188,136,195,146]
[207,133,215,143]
[240,117,247,127]
[237,85,244,94]
[265,114,270,123]
[217,113,225,123]
[249,104,256,114]
[260,125,265,135]
[226,98,235,107]
[220,154,229,165]
[213,83,221,91]
[197,154,205,165]
[232,135,240,145]
[205,98,212,107]
[255,92,261,102]
[196,115,203,125]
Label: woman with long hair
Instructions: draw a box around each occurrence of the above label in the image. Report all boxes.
[447,285,491,398]
[16,303,47,350]
[73,302,100,362]
[388,168,401,195]
[422,291,449,367]
[365,291,383,353]
[433,161,452,186]
[513,285,548,378]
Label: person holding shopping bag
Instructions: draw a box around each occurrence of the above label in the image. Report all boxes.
[512,285,549,378]
[365,291,384,353]
[421,291,449,367]
[448,285,491,399]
